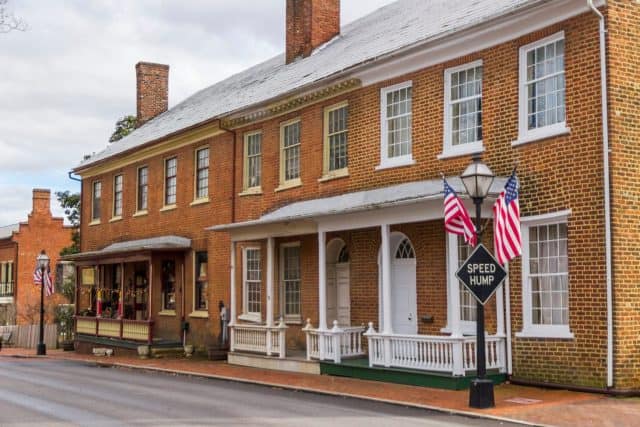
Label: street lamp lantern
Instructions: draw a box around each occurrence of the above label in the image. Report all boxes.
[461,155,496,409]
[460,154,495,200]
[36,250,49,356]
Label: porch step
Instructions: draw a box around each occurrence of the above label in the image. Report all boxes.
[150,347,185,358]
[228,351,320,375]
[320,358,506,391]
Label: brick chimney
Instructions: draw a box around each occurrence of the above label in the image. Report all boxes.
[32,189,51,217]
[286,0,340,64]
[135,62,169,128]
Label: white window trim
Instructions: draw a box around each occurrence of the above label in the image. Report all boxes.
[377,81,415,170]
[135,165,148,214]
[193,146,210,203]
[278,118,302,189]
[439,60,485,160]
[243,131,262,193]
[280,242,302,324]
[192,250,208,315]
[240,246,261,323]
[322,101,349,179]
[514,31,570,147]
[442,233,477,336]
[91,180,101,223]
[163,156,178,208]
[516,209,574,339]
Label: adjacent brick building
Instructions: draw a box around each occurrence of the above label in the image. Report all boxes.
[0,189,73,326]
[71,0,640,391]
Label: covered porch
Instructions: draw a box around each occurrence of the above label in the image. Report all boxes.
[212,177,509,380]
[67,236,191,353]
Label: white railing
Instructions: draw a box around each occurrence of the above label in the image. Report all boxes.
[230,320,287,358]
[364,322,506,376]
[304,319,366,363]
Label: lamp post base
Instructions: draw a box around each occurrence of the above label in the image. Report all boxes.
[469,378,495,409]
[36,343,46,356]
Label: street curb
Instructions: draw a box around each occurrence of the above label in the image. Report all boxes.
[62,356,546,427]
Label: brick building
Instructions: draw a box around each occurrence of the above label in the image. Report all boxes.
[0,189,72,326]
[70,0,640,391]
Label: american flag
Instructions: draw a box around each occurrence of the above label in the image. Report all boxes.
[443,179,477,247]
[493,172,522,265]
[33,267,54,297]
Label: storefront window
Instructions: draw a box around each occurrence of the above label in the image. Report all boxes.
[162,260,176,311]
[195,252,208,311]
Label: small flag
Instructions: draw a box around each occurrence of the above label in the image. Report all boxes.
[493,172,522,265]
[33,267,54,297]
[443,179,477,247]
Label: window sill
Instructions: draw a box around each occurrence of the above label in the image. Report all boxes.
[375,157,415,171]
[437,142,485,160]
[284,315,302,325]
[88,220,101,226]
[516,328,574,340]
[133,210,148,218]
[109,216,123,223]
[189,311,209,319]
[318,168,349,182]
[512,125,571,147]
[238,313,261,323]
[190,198,209,207]
[158,310,177,317]
[275,179,302,193]
[159,205,177,213]
[239,187,263,197]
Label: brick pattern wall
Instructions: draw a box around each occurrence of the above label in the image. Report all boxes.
[135,62,169,127]
[607,0,640,390]
[0,240,18,324]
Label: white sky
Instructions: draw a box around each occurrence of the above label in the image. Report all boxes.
[0,0,395,226]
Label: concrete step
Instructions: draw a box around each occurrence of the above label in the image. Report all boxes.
[228,351,320,375]
[150,347,185,358]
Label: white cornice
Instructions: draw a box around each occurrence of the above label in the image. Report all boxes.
[352,0,605,86]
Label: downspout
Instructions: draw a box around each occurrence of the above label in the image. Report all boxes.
[218,122,237,223]
[588,0,613,389]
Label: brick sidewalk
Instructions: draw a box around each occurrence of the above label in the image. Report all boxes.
[1,348,637,427]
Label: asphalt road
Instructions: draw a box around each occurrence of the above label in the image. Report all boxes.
[0,358,520,427]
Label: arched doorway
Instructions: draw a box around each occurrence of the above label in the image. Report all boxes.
[378,232,417,335]
[326,238,350,327]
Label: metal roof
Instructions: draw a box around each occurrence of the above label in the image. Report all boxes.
[63,235,191,260]
[210,177,508,231]
[79,0,541,169]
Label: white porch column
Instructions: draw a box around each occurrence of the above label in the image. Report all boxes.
[447,234,463,338]
[496,283,505,337]
[229,241,236,352]
[380,224,393,335]
[266,237,275,327]
[318,231,327,331]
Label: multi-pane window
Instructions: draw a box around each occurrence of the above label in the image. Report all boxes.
[195,251,208,311]
[281,121,301,183]
[528,222,569,326]
[282,245,301,318]
[244,248,261,316]
[457,236,476,322]
[137,166,148,212]
[195,148,209,199]
[161,260,176,311]
[445,63,483,152]
[520,33,566,139]
[113,175,123,217]
[91,181,101,221]
[245,132,262,189]
[0,262,13,297]
[164,157,177,206]
[325,104,348,173]
[381,82,412,164]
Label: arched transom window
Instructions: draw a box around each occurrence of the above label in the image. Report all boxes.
[395,238,415,259]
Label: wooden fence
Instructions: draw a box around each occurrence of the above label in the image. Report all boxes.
[0,324,58,349]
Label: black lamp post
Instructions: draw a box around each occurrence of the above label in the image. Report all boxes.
[460,154,495,409]
[36,250,50,356]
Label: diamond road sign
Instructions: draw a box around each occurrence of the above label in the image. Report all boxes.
[456,243,507,306]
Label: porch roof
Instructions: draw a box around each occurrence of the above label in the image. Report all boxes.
[63,235,192,261]
[210,176,508,232]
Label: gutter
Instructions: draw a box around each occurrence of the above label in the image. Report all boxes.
[587,0,613,390]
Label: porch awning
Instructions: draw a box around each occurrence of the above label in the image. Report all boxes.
[210,176,507,233]
[63,235,192,262]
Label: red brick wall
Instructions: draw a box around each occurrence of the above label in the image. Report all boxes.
[286,0,340,63]
[0,240,18,324]
[607,0,640,390]
[136,62,169,127]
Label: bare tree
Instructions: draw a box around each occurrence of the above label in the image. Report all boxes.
[0,0,27,33]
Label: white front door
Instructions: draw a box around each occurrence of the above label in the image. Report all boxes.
[336,263,351,326]
[326,264,338,326]
[391,258,417,334]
